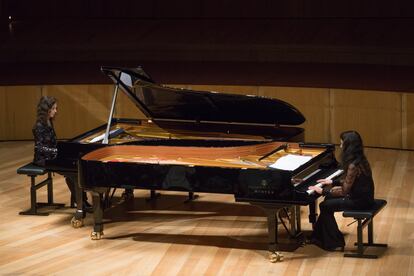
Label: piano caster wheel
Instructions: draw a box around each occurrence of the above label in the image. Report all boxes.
[91,231,104,240]
[268,252,284,263]
[71,217,84,228]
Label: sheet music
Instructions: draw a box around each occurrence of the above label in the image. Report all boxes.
[269,154,312,171]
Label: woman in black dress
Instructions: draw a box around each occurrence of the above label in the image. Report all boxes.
[308,130,375,251]
[33,96,58,166]
[33,96,91,211]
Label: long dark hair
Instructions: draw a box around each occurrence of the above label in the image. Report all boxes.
[340,130,371,175]
[34,96,57,126]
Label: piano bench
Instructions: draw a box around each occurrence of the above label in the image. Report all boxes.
[17,163,65,216]
[342,199,388,258]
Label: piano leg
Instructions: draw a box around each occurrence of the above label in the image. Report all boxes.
[294,205,301,234]
[71,173,85,228]
[308,201,318,230]
[286,205,302,238]
[251,203,284,262]
[146,189,161,201]
[91,189,105,240]
[121,188,134,201]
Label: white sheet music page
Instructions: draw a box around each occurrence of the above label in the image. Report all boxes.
[269,154,312,171]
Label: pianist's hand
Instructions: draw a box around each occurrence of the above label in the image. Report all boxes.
[316,178,333,186]
[308,185,323,194]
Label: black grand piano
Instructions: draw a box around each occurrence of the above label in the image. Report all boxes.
[71,67,342,262]
[46,66,308,222]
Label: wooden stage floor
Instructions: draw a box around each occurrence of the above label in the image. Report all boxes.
[0,141,413,275]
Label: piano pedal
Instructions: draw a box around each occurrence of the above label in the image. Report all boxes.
[91,231,104,240]
[268,251,284,263]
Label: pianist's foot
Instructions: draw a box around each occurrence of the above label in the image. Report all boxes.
[305,236,344,251]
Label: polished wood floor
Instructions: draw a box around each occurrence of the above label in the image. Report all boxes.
[0,141,413,275]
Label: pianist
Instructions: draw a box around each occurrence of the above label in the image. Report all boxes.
[308,130,375,251]
[32,96,91,211]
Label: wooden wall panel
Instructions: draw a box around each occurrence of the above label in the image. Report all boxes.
[0,86,41,140]
[259,86,331,143]
[331,89,402,148]
[42,85,112,139]
[404,93,414,149]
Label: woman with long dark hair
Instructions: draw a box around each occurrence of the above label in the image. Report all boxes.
[33,96,91,211]
[33,96,58,165]
[308,130,375,250]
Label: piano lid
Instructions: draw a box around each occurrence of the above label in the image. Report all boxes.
[101,66,305,126]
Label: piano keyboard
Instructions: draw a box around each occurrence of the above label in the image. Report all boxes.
[306,169,344,195]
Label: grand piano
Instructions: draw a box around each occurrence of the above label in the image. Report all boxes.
[46,66,307,222]
[72,67,342,262]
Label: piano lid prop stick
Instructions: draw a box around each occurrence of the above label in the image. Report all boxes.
[258,143,288,161]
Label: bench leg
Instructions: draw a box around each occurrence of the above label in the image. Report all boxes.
[356,219,364,254]
[366,220,388,248]
[19,174,65,216]
[344,219,387,258]
[344,219,374,258]
[19,176,48,216]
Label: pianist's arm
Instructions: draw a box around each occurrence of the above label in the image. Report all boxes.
[324,164,357,197]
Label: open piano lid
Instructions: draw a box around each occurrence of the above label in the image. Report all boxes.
[101,66,305,126]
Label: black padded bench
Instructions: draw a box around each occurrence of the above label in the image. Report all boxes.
[342,198,388,258]
[17,163,65,215]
